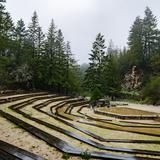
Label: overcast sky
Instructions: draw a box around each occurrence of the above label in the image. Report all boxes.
[5,0,160,64]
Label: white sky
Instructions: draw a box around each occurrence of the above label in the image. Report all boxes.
[5,0,160,64]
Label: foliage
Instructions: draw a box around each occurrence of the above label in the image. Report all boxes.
[83,7,160,101]
[128,7,159,72]
[91,87,103,101]
[11,64,32,89]
[142,76,160,105]
[149,53,160,76]
[118,7,160,100]
[0,2,159,103]
[80,150,91,160]
[0,3,80,94]
[84,34,121,98]
[62,153,70,160]
[84,33,106,92]
[102,47,121,97]
[128,16,144,69]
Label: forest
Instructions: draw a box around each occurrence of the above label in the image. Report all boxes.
[0,2,160,104]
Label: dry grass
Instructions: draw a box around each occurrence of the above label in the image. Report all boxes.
[98,107,159,115]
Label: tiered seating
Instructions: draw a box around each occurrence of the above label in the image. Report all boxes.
[0,140,44,160]
[0,92,160,160]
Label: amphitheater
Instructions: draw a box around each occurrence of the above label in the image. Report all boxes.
[0,91,160,160]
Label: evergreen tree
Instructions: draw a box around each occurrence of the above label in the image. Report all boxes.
[128,16,144,68]
[0,3,14,56]
[28,11,39,56]
[37,26,45,55]
[142,7,158,57]
[27,12,46,89]
[84,33,106,92]
[14,19,27,42]
[0,4,13,37]
[0,3,15,88]
[13,19,28,64]
[63,41,80,94]
[56,29,65,54]
[128,7,159,73]
[45,19,57,58]
[102,51,121,98]
[63,41,71,94]
[55,29,66,92]
[45,19,57,89]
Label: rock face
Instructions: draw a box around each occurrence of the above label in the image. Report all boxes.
[123,66,143,90]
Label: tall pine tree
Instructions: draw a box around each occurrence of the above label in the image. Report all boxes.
[84,33,106,92]
[128,16,144,68]
[142,7,158,57]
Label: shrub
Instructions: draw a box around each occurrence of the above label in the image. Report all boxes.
[80,150,91,160]
[142,76,160,105]
[62,153,70,160]
[91,87,103,101]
